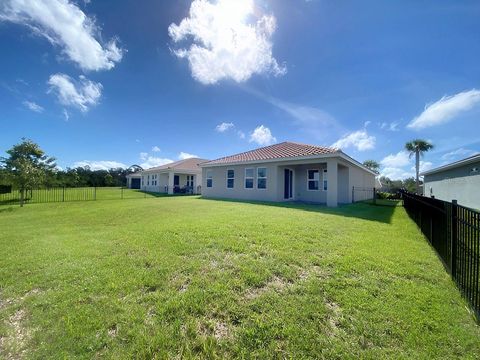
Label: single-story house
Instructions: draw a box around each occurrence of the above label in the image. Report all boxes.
[200,141,376,207]
[129,158,209,194]
[422,153,480,209]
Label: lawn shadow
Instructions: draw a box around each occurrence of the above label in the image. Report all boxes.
[199,197,399,224]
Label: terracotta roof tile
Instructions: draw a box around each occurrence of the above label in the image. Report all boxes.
[203,142,338,166]
[143,157,209,172]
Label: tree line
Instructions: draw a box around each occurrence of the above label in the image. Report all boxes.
[0,139,141,205]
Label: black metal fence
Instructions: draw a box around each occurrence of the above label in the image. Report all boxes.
[0,187,164,206]
[402,191,479,319]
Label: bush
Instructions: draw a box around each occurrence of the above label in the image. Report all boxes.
[377,191,399,200]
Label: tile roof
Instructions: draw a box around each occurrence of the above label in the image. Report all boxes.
[203,142,338,166]
[143,157,209,172]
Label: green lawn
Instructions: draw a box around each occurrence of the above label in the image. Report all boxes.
[0,187,168,205]
[0,197,479,359]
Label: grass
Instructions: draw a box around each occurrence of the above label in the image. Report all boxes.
[0,187,171,205]
[0,197,479,359]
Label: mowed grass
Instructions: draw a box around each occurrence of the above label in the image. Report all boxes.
[0,197,479,359]
[0,187,168,205]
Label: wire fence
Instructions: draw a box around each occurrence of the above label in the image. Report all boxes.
[401,190,479,320]
[0,187,169,206]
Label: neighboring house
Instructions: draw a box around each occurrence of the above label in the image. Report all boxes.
[200,141,376,207]
[129,158,209,194]
[422,154,480,209]
[126,173,142,189]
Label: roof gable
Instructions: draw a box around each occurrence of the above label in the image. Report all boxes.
[143,157,209,172]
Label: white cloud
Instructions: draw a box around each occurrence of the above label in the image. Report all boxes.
[63,109,69,121]
[140,152,148,161]
[415,161,433,174]
[151,146,161,152]
[245,87,342,140]
[380,121,399,131]
[73,160,127,170]
[48,73,102,112]
[23,100,44,113]
[380,151,411,168]
[407,89,480,130]
[441,148,479,161]
[249,125,276,146]
[168,0,285,84]
[140,157,173,169]
[237,130,246,139]
[178,152,198,160]
[332,130,375,151]
[215,122,235,132]
[380,167,413,180]
[0,0,124,71]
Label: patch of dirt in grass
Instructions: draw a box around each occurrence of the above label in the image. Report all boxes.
[1,309,31,360]
[325,300,343,335]
[197,319,232,341]
[298,265,331,282]
[244,276,291,300]
[107,324,118,338]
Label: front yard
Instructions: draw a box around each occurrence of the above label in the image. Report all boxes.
[0,197,479,358]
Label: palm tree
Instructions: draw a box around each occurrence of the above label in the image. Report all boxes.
[363,160,380,174]
[405,139,434,194]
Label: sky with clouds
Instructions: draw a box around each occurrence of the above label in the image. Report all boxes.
[1,0,479,176]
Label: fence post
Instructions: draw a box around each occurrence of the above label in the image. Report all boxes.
[373,187,376,205]
[94,186,97,201]
[352,186,354,203]
[62,186,65,202]
[451,199,458,278]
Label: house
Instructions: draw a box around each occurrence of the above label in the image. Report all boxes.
[422,153,480,209]
[200,141,376,207]
[129,158,209,194]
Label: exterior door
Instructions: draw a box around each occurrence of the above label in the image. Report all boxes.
[284,169,293,199]
[174,175,180,186]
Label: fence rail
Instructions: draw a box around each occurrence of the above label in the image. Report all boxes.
[0,187,165,206]
[401,191,479,319]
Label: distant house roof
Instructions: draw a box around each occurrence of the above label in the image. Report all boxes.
[142,157,209,173]
[421,153,480,176]
[203,142,338,166]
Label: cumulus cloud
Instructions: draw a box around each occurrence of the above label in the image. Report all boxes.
[380,151,411,168]
[140,157,173,169]
[178,152,198,160]
[380,167,413,180]
[237,130,246,139]
[48,73,102,111]
[215,122,235,132]
[73,160,127,170]
[408,89,480,130]
[249,125,276,146]
[151,146,161,152]
[0,0,124,71]
[23,100,44,113]
[415,161,433,174]
[168,0,285,84]
[140,152,149,161]
[331,130,375,151]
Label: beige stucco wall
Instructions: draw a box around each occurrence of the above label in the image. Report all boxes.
[202,156,376,206]
[141,171,202,194]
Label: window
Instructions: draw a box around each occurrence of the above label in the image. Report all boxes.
[147,174,150,186]
[227,169,234,189]
[187,175,194,188]
[257,167,267,189]
[323,169,328,191]
[245,168,254,189]
[308,169,319,190]
[206,170,213,188]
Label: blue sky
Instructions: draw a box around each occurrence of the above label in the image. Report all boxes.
[1,0,479,179]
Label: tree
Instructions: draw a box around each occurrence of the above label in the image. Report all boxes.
[1,139,56,206]
[405,139,433,194]
[363,160,380,174]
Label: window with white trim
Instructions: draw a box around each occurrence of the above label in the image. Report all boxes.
[323,169,328,191]
[227,169,234,189]
[257,167,267,189]
[245,168,254,189]
[206,170,213,188]
[147,174,150,186]
[308,169,319,190]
